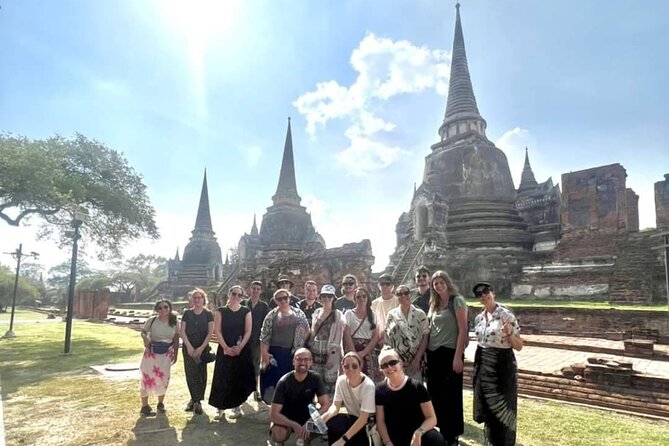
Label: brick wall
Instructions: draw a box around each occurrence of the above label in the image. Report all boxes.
[655,173,669,228]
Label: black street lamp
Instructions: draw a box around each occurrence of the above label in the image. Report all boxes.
[2,244,39,339]
[63,210,87,354]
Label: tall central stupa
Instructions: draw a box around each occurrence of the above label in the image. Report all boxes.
[387,3,533,295]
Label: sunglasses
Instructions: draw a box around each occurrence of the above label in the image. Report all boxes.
[230,291,242,297]
[380,359,400,369]
[157,305,169,310]
[380,282,392,287]
[355,294,368,299]
[343,281,356,286]
[395,291,410,297]
[415,273,428,279]
[319,294,335,299]
[343,363,359,371]
[192,295,204,299]
[275,295,289,302]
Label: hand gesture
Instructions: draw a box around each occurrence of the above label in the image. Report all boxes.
[502,320,513,337]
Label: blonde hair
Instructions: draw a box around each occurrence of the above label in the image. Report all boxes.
[429,270,459,315]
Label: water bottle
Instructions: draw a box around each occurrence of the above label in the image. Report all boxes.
[296,440,305,446]
[307,403,327,434]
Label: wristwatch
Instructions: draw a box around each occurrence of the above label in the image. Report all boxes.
[342,434,350,442]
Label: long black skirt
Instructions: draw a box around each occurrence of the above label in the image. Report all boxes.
[208,344,255,410]
[426,346,464,442]
[472,346,517,446]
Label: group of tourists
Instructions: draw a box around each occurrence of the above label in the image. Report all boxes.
[138,266,524,446]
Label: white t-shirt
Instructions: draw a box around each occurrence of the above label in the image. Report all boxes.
[371,296,398,334]
[333,374,376,417]
[344,311,375,340]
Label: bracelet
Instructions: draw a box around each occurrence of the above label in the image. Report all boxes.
[342,434,350,442]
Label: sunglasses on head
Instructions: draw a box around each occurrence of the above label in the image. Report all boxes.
[343,363,359,370]
[395,291,410,297]
[275,295,289,302]
[380,359,400,369]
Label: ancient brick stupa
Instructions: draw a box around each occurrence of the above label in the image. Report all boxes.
[236,119,374,293]
[387,3,533,294]
[166,171,224,293]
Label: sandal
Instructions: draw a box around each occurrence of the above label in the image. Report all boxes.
[157,402,166,413]
[140,405,155,417]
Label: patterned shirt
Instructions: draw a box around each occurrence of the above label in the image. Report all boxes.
[384,305,429,364]
[474,304,521,349]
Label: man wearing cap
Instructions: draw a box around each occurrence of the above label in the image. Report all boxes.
[334,274,357,313]
[242,280,269,401]
[269,275,301,309]
[412,265,431,314]
[371,273,399,345]
[298,280,322,324]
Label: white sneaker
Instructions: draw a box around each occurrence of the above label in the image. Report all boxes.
[229,406,242,419]
[214,409,225,420]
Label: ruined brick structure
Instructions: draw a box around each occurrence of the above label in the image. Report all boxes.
[234,119,374,298]
[387,4,534,296]
[656,173,669,228]
[163,171,227,298]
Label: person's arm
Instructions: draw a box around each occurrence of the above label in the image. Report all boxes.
[375,405,393,446]
[259,310,274,366]
[343,324,354,353]
[409,333,429,375]
[321,400,342,423]
[179,318,196,357]
[214,310,230,355]
[170,322,180,365]
[232,311,253,356]
[411,401,438,446]
[332,411,370,446]
[317,392,331,414]
[453,305,468,373]
[140,317,153,348]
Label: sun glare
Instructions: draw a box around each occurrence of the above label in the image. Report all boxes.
[156,0,241,120]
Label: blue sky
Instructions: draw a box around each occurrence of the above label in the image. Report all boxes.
[1,0,668,274]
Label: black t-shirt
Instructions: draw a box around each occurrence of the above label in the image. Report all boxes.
[181,308,213,347]
[412,288,430,315]
[298,299,322,324]
[334,297,356,313]
[242,298,269,346]
[375,378,430,445]
[272,371,326,425]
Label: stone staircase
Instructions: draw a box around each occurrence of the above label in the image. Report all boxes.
[391,241,425,286]
[609,231,665,304]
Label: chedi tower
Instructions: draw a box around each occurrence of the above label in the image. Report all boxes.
[388,3,533,295]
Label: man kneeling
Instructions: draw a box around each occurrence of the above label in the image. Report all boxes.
[270,348,331,445]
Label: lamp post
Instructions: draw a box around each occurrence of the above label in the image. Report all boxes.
[63,210,87,354]
[3,244,40,339]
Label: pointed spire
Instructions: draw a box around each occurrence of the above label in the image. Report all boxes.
[193,169,214,233]
[225,252,230,265]
[518,147,538,193]
[251,214,259,236]
[272,118,302,206]
[438,3,487,140]
[174,247,180,261]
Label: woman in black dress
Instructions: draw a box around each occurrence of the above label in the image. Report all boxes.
[209,285,255,419]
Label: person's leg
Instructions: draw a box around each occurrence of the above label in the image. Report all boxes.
[326,414,355,443]
[183,351,199,407]
[270,424,292,443]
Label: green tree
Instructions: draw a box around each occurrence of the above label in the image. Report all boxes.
[0,265,40,308]
[0,133,159,257]
[111,254,167,301]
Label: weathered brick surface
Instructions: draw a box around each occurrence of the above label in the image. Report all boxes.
[655,173,669,228]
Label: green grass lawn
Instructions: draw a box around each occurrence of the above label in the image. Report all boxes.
[1,318,667,445]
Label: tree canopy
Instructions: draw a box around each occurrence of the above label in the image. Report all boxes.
[0,133,159,257]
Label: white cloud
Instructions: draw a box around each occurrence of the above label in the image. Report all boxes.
[293,33,450,175]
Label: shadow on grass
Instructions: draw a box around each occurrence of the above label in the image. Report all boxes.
[128,414,178,446]
[0,327,142,398]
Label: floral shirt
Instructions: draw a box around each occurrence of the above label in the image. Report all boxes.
[474,304,520,349]
[385,305,429,364]
[259,306,310,353]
